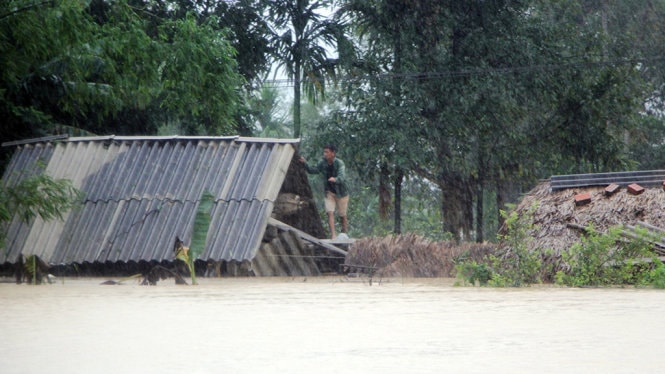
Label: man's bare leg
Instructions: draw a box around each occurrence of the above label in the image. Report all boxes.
[327,211,336,239]
[341,216,348,234]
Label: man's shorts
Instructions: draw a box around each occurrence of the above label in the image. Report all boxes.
[325,191,349,217]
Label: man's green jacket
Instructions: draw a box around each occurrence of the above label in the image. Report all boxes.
[304,157,349,197]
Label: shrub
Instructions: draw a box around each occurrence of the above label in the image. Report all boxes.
[645,261,665,289]
[555,224,661,287]
[455,203,543,287]
[455,261,491,286]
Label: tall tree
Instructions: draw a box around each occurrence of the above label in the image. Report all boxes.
[262,0,350,138]
[0,0,245,165]
[158,14,243,135]
[1,0,101,152]
[248,86,291,137]
[530,0,649,173]
[334,0,653,242]
[334,0,430,234]
[124,0,271,89]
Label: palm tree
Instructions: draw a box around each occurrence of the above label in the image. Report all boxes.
[262,0,350,138]
[249,86,291,137]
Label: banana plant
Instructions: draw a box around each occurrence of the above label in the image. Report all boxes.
[175,191,214,285]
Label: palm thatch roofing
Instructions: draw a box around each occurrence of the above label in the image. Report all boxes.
[514,178,665,255]
[345,234,496,278]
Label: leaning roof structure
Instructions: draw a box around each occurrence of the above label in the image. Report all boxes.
[1,135,332,272]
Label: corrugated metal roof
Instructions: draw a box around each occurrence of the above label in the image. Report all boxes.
[1,136,297,265]
[550,170,665,191]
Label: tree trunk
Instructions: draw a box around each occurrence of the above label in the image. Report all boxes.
[475,141,486,243]
[496,178,507,229]
[475,180,484,243]
[440,181,464,243]
[440,175,474,243]
[463,182,473,241]
[379,163,391,220]
[394,168,404,234]
[293,60,301,138]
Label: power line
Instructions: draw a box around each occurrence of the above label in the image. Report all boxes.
[260,55,665,88]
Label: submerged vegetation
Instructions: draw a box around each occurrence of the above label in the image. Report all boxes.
[555,225,665,288]
[455,205,545,287]
[455,205,665,289]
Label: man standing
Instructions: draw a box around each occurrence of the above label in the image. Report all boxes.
[300,144,349,239]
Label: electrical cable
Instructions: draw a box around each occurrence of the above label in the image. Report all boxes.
[260,55,665,88]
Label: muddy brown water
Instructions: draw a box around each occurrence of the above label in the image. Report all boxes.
[1,277,664,373]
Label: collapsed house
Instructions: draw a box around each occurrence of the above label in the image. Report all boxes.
[1,135,348,277]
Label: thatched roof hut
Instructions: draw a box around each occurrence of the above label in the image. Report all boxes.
[514,178,665,255]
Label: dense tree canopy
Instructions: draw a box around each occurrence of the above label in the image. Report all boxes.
[0,0,246,167]
[317,0,665,240]
[3,0,665,242]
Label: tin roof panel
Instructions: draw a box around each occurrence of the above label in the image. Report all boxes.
[0,136,299,265]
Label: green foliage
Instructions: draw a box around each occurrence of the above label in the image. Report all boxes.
[23,254,36,284]
[191,191,214,257]
[186,191,214,285]
[645,261,665,289]
[454,213,665,289]
[1,173,82,224]
[159,14,242,135]
[24,255,41,285]
[0,0,246,157]
[174,242,193,284]
[323,0,665,242]
[455,204,543,287]
[628,114,665,171]
[263,0,351,138]
[556,224,660,287]
[1,0,100,153]
[455,261,491,287]
[248,86,291,137]
[0,172,82,246]
[488,206,543,287]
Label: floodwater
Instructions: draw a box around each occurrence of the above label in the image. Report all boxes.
[1,277,664,374]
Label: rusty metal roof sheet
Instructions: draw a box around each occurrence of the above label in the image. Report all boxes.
[1,136,298,265]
